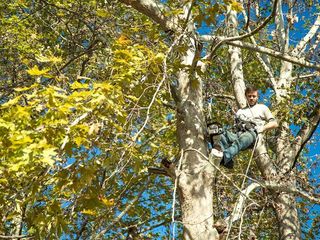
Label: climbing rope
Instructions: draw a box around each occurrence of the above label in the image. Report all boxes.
[225,133,260,239]
[171,150,183,240]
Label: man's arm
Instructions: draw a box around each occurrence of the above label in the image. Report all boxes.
[262,120,278,132]
[256,105,279,133]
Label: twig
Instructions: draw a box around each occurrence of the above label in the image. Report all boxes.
[203,0,279,61]
[0,236,33,239]
[94,179,150,239]
[61,112,91,149]
[132,27,188,142]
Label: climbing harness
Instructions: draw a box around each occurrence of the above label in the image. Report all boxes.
[234,116,257,133]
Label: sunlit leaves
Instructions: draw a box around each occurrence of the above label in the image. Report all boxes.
[230,1,243,12]
[0,0,174,238]
[27,65,50,76]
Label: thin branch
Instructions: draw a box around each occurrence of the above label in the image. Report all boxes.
[263,181,320,204]
[0,236,33,239]
[185,148,259,206]
[226,137,259,239]
[290,73,319,81]
[61,111,91,150]
[94,180,150,239]
[274,0,286,52]
[221,0,279,42]
[226,183,260,225]
[148,167,171,177]
[293,15,320,56]
[307,34,320,57]
[171,150,183,240]
[207,93,236,101]
[202,0,279,61]
[239,0,276,88]
[293,106,320,166]
[224,40,320,70]
[132,28,188,142]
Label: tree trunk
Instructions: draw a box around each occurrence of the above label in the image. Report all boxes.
[178,168,218,239]
[274,190,301,240]
[274,59,301,239]
[175,46,218,239]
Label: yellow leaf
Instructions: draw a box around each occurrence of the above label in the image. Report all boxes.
[14,83,38,92]
[36,55,62,63]
[88,123,100,135]
[101,198,114,207]
[74,136,85,146]
[0,178,8,184]
[8,160,27,172]
[150,143,158,149]
[41,148,57,166]
[126,95,139,102]
[94,82,113,91]
[48,93,57,107]
[27,65,50,76]
[117,35,131,45]
[0,119,15,130]
[81,209,97,216]
[96,9,110,18]
[10,135,33,146]
[154,53,165,63]
[231,1,243,12]
[1,96,21,108]
[71,81,89,90]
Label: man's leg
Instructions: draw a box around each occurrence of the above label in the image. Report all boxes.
[222,130,256,166]
[210,129,237,168]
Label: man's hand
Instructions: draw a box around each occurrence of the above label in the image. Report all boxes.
[255,125,264,134]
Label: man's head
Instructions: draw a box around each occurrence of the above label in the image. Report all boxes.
[245,86,258,107]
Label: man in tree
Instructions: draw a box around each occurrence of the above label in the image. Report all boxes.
[209,86,278,168]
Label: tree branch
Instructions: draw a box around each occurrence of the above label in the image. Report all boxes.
[0,236,33,239]
[94,180,150,239]
[222,0,279,43]
[274,0,286,52]
[148,167,171,177]
[118,0,177,32]
[238,0,277,89]
[290,73,320,81]
[201,0,278,61]
[223,40,320,70]
[293,106,320,165]
[208,94,236,101]
[293,15,320,57]
[226,183,260,225]
[224,178,320,227]
[263,181,320,204]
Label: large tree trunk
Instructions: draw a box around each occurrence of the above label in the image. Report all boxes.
[274,191,301,240]
[175,40,218,239]
[274,56,301,239]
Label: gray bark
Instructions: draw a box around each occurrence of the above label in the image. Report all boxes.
[270,1,301,238]
[175,35,219,240]
[226,6,246,108]
[274,191,301,240]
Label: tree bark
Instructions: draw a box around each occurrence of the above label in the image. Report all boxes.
[272,1,302,236]
[226,6,246,108]
[175,39,219,239]
[274,190,301,240]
